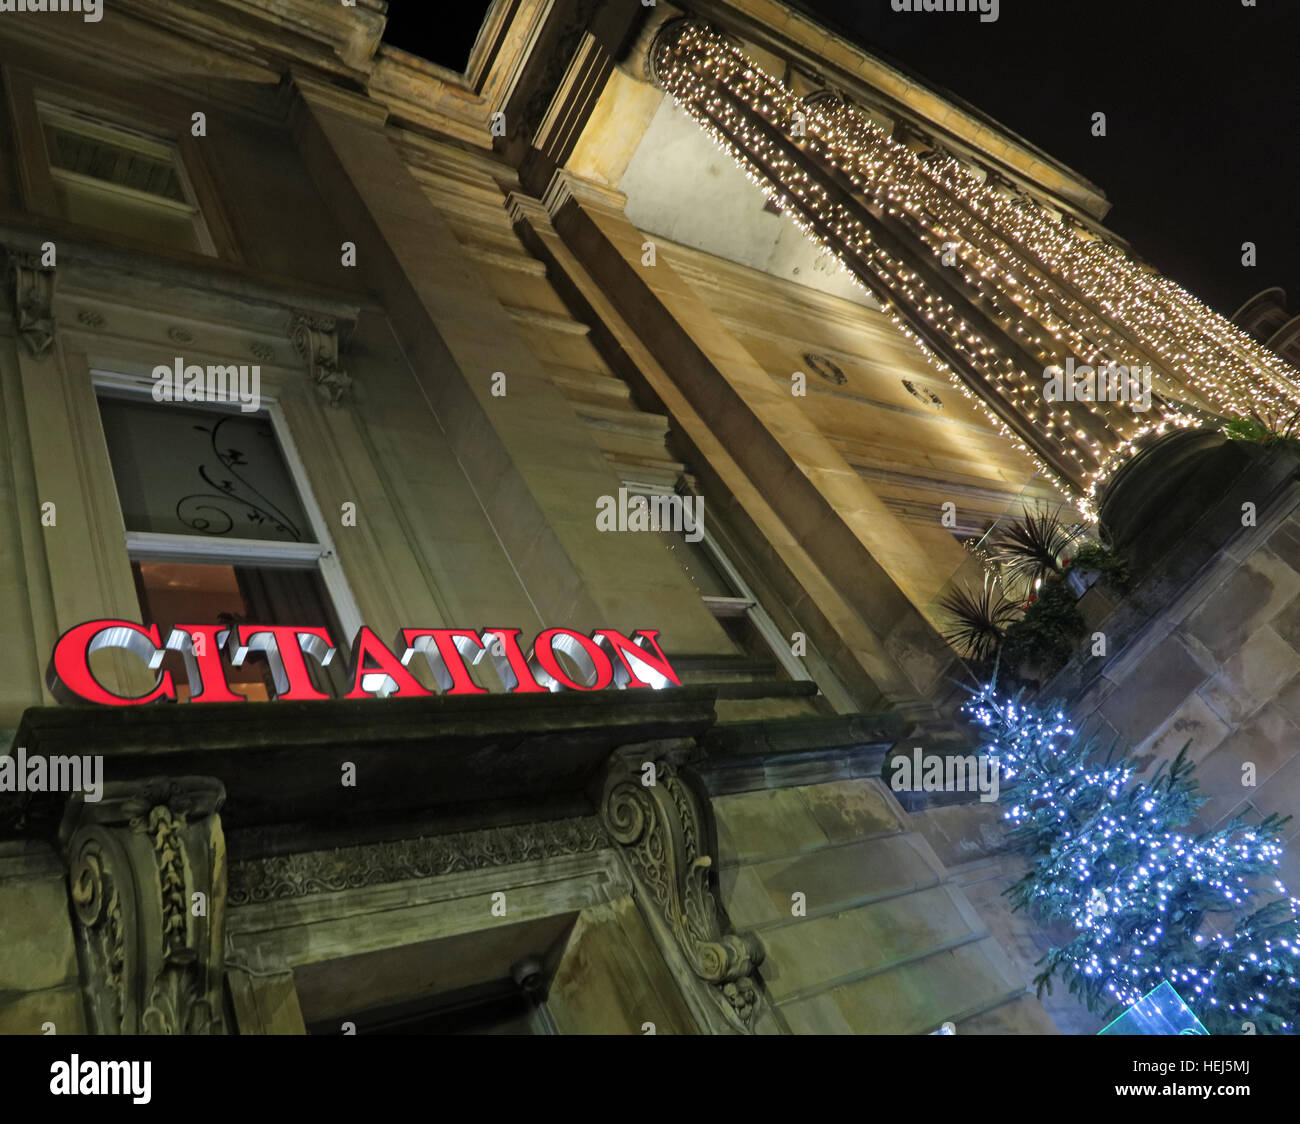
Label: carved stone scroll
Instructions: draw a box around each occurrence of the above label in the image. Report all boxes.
[600,742,767,1033]
[291,311,353,407]
[6,249,56,356]
[60,777,228,1035]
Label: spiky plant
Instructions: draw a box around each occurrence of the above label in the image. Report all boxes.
[990,505,1086,589]
[938,573,1021,663]
[1223,406,1300,448]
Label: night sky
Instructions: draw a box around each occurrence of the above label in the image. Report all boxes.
[385,0,1300,320]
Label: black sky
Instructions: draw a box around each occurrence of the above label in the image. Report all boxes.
[384,0,1300,319]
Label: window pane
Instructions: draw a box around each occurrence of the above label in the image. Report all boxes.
[53,178,201,254]
[132,560,343,700]
[44,122,185,201]
[100,398,314,543]
[659,528,738,598]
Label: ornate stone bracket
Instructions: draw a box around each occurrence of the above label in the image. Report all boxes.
[291,311,353,407]
[600,741,767,1034]
[59,777,228,1036]
[6,249,56,356]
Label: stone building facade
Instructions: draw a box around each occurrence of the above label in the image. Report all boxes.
[0,0,1287,1036]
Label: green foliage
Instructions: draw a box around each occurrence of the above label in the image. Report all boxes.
[1223,407,1300,449]
[990,505,1087,588]
[1066,540,1132,593]
[938,574,1020,663]
[965,686,1300,1035]
[941,523,1134,679]
[1000,577,1084,677]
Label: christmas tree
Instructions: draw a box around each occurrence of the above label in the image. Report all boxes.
[964,684,1300,1034]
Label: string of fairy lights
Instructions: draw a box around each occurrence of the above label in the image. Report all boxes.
[968,689,1298,1028]
[653,22,1300,516]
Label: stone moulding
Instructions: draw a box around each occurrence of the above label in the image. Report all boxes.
[6,247,56,356]
[227,816,611,906]
[290,310,353,407]
[600,741,768,1034]
[60,776,228,1035]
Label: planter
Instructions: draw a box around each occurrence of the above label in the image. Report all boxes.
[1065,568,1100,598]
[1076,581,1122,632]
[1097,427,1266,578]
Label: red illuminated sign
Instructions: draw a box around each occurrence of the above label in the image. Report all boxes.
[45,621,681,706]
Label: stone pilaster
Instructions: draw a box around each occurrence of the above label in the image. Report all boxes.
[289,74,732,648]
[5,248,56,357]
[529,171,960,714]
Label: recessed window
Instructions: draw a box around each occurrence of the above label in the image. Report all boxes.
[39,104,216,256]
[97,390,355,697]
[629,482,812,680]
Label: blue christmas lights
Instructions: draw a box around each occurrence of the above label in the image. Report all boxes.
[964,684,1300,1033]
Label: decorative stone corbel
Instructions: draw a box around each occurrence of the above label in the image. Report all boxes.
[60,777,228,1036]
[600,741,767,1034]
[6,249,56,356]
[291,311,353,407]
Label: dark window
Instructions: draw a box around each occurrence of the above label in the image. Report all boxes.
[132,560,345,700]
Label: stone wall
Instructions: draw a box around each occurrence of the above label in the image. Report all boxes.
[712,777,1057,1033]
[0,841,84,1034]
[908,799,1103,1035]
[1066,473,1300,891]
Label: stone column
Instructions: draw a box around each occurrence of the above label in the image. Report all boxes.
[2,245,152,708]
[60,777,228,1035]
[290,76,732,650]
[530,173,960,712]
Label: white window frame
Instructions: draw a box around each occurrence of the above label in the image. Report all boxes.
[625,479,812,682]
[92,368,364,643]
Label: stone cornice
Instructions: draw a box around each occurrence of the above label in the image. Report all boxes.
[543,169,629,218]
[114,0,386,82]
[0,222,367,339]
[8,689,721,841]
[227,816,611,906]
[292,70,391,126]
